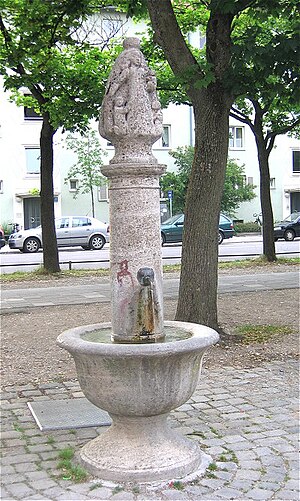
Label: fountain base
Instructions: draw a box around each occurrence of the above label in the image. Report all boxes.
[57,321,219,482]
[80,413,206,482]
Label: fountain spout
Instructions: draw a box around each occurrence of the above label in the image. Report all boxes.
[135,267,156,342]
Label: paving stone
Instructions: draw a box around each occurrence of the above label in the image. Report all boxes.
[111,491,135,500]
[14,462,39,473]
[245,487,274,499]
[23,496,53,500]
[20,390,43,397]
[39,450,60,460]
[1,430,24,439]
[228,479,254,491]
[273,490,299,500]
[27,444,55,453]
[6,483,35,498]
[25,470,51,481]
[235,469,261,481]
[2,453,39,465]
[0,487,14,501]
[284,479,300,490]
[212,486,244,499]
[2,473,27,485]
[55,492,90,500]
[40,486,68,498]
[28,478,58,490]
[1,465,16,475]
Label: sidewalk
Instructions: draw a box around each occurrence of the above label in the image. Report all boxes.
[1,360,299,500]
[1,271,299,311]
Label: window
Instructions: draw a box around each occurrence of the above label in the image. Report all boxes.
[55,217,69,229]
[69,179,78,191]
[98,184,109,201]
[25,148,40,174]
[162,125,171,147]
[24,106,42,120]
[229,126,244,149]
[72,217,91,227]
[270,177,276,189]
[247,177,254,185]
[0,180,3,193]
[24,94,42,120]
[199,34,206,49]
[292,150,300,173]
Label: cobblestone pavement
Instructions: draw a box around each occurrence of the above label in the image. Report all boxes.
[1,359,299,501]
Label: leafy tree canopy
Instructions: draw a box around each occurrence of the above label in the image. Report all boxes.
[0,0,122,131]
[65,129,107,197]
[160,146,256,215]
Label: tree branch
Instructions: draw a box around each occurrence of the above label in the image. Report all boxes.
[146,0,202,82]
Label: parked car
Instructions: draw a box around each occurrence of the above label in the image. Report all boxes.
[8,216,110,253]
[0,226,5,249]
[161,213,235,245]
[274,212,300,241]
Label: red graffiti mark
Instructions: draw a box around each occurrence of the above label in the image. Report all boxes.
[117,259,134,286]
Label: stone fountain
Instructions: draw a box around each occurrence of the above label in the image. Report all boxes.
[57,37,219,483]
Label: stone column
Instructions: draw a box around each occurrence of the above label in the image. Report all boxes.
[99,38,166,343]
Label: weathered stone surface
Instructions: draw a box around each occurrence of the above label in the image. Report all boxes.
[99,37,163,165]
[57,36,219,483]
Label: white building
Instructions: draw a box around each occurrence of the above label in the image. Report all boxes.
[1,12,299,231]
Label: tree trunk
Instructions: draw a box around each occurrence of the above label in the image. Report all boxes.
[175,89,232,330]
[91,186,95,218]
[253,124,277,261]
[147,0,234,329]
[40,115,60,273]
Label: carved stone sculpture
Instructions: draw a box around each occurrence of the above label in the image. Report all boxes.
[99,37,163,164]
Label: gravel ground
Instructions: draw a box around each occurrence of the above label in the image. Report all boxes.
[1,264,299,387]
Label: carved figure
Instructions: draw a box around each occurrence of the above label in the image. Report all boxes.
[99,37,163,144]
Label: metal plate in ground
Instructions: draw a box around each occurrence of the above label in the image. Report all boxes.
[28,398,112,431]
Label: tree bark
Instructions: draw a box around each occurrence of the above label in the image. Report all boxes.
[253,123,277,261]
[91,186,95,218]
[40,114,60,273]
[176,89,231,329]
[147,0,234,330]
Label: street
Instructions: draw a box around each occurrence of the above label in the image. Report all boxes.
[0,234,299,274]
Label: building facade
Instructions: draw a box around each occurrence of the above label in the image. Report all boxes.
[1,12,299,231]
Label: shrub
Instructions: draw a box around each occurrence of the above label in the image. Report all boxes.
[234,222,261,233]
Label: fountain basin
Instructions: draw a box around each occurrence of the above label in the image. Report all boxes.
[57,320,219,482]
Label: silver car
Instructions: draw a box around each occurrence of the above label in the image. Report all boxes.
[8,216,110,253]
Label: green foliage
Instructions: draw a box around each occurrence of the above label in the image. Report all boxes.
[0,0,118,132]
[57,446,88,482]
[160,147,256,215]
[234,222,261,233]
[169,480,185,490]
[222,158,256,215]
[65,129,107,196]
[235,324,293,344]
[65,128,107,217]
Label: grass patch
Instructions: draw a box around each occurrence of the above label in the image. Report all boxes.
[0,267,110,283]
[1,257,298,283]
[235,324,293,344]
[57,447,88,483]
[208,462,218,471]
[218,256,299,270]
[112,485,124,495]
[89,482,103,491]
[169,480,184,490]
[187,431,206,439]
[13,422,25,433]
